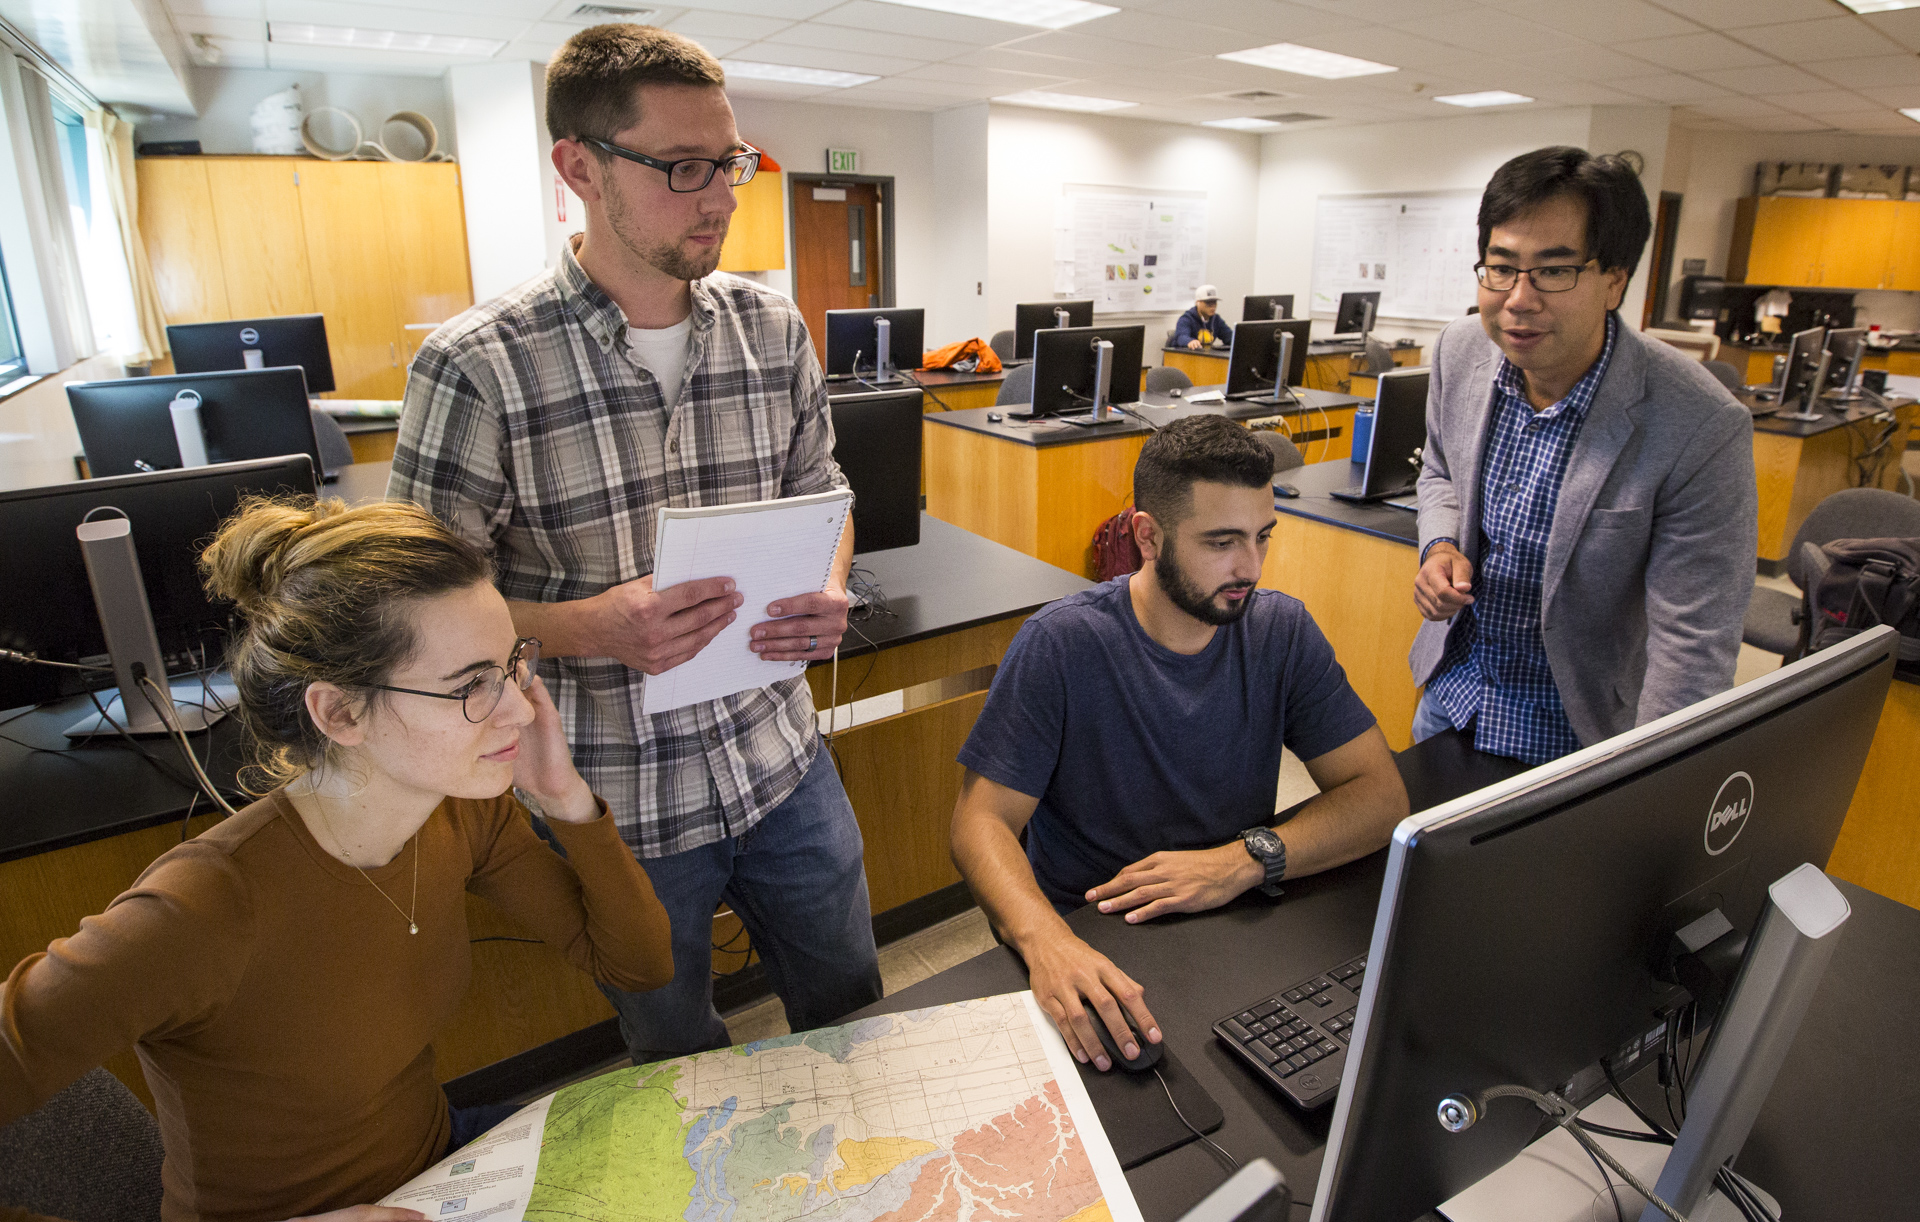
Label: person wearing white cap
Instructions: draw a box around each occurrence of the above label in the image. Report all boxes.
[1174,285,1233,351]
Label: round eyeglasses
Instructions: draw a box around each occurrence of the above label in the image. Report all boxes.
[583,137,761,193]
[371,637,542,723]
[1474,259,1598,293]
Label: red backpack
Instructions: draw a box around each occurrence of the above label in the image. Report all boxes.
[1092,507,1142,581]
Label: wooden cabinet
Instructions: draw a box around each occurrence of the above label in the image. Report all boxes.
[135,156,473,401]
[1729,196,1914,290]
[1890,202,1920,293]
[717,169,785,272]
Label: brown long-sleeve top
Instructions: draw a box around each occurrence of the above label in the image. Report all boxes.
[0,788,672,1222]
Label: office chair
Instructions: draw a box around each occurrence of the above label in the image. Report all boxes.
[988,330,1015,363]
[1742,487,1920,660]
[1362,336,1395,375]
[1254,430,1304,475]
[995,363,1034,407]
[0,1068,165,1222]
[309,410,355,472]
[1703,360,1746,394]
[1144,366,1193,395]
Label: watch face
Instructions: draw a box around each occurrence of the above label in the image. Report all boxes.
[1245,829,1281,857]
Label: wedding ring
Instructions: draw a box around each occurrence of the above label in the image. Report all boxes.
[808,636,818,652]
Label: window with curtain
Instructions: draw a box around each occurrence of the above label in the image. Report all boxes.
[53,95,140,361]
[0,247,26,391]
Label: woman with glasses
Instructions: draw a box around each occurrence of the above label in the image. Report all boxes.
[0,496,672,1222]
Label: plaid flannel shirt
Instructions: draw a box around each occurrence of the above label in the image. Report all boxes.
[389,239,845,857]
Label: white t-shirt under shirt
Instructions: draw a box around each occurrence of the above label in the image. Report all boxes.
[625,316,693,408]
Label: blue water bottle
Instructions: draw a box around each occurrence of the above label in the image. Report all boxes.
[1350,404,1375,463]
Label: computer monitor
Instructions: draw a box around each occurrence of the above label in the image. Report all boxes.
[1774,325,1827,420]
[823,308,924,383]
[68,367,324,479]
[1225,319,1311,402]
[0,456,318,718]
[1242,295,1294,322]
[1311,628,1897,1222]
[828,387,923,554]
[1027,324,1144,424]
[1333,292,1380,338]
[1013,300,1094,360]
[1331,367,1428,503]
[1821,327,1867,399]
[167,314,336,394]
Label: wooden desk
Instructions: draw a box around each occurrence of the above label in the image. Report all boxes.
[907,367,1007,413]
[1303,343,1423,394]
[1827,676,1920,910]
[1159,347,1228,384]
[1749,396,1917,570]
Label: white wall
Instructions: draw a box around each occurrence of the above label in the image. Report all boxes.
[931,103,990,344]
[135,66,456,157]
[448,61,552,304]
[987,105,1261,351]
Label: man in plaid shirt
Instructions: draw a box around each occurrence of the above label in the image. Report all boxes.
[389,24,880,1062]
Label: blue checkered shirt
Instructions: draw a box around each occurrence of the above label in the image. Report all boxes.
[1426,314,1618,765]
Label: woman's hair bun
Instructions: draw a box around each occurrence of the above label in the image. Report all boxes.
[200,495,344,616]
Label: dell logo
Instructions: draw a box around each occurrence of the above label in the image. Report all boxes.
[1704,772,1753,856]
[239,327,260,345]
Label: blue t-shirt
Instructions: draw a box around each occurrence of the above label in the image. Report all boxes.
[958,576,1377,911]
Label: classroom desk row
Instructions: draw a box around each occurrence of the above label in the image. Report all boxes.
[1159,340,1425,395]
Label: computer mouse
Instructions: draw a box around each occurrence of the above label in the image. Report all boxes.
[1091,1011,1163,1073]
[987,412,1004,423]
[1274,483,1301,499]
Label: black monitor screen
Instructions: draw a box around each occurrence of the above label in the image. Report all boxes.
[1780,325,1825,403]
[823,308,924,379]
[1029,325,1144,419]
[1334,291,1381,336]
[1226,320,1311,397]
[1823,327,1865,390]
[0,456,318,712]
[168,314,335,394]
[1359,367,1429,497]
[69,367,322,479]
[1013,300,1094,360]
[829,387,923,554]
[1242,294,1294,322]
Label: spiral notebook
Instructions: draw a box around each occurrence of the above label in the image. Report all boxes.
[641,489,853,716]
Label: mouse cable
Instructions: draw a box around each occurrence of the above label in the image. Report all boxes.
[1152,1065,1240,1174]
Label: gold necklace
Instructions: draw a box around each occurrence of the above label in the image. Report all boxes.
[310,790,421,935]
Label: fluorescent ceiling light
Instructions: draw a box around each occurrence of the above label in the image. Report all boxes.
[873,0,1119,29]
[720,59,879,88]
[1836,1,1920,12]
[1435,90,1534,108]
[268,23,504,56]
[1903,108,1920,123]
[1202,117,1284,131]
[996,90,1136,112]
[1218,43,1397,80]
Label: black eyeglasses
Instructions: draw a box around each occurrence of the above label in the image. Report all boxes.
[582,137,761,193]
[1475,259,1598,293]
[371,637,541,723]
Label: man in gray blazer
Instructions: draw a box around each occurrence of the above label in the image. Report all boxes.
[1411,146,1757,764]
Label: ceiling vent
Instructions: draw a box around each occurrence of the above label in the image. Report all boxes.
[571,4,661,20]
[1260,112,1332,124]
[1225,89,1297,101]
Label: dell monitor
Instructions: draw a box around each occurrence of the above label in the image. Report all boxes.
[168,314,336,394]
[1013,300,1094,361]
[1774,325,1827,421]
[1026,324,1144,425]
[0,456,318,724]
[1821,327,1867,400]
[69,367,324,480]
[1308,627,1896,1222]
[828,387,923,554]
[1242,294,1294,322]
[1333,291,1380,339]
[1331,367,1428,504]
[824,308,924,384]
[1225,319,1311,404]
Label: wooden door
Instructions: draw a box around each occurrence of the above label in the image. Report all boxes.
[1745,197,1826,286]
[1888,202,1920,292]
[379,162,474,364]
[298,161,405,399]
[716,170,785,273]
[1818,199,1896,289]
[205,159,316,318]
[135,159,229,324]
[791,180,882,359]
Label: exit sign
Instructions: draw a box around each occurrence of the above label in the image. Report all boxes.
[827,148,860,174]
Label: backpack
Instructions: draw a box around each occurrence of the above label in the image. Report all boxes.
[1092,507,1142,582]
[921,337,1003,374]
[1802,536,1920,678]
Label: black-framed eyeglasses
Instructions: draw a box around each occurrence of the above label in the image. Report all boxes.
[371,637,541,723]
[583,137,760,193]
[1475,259,1598,293]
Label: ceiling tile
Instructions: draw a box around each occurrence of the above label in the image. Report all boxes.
[263,42,467,73]
[262,0,534,41]
[1763,89,1885,115]
[1805,55,1920,89]
[1494,0,1699,43]
[170,13,265,38]
[1815,108,1920,133]
[1609,72,1734,103]
[1284,25,1486,71]
[165,0,266,18]
[1287,0,1482,21]
[1610,30,1775,71]
[1646,0,1837,29]
[1390,7,1569,56]
[673,0,842,18]
[808,0,1034,46]
[1734,113,1836,132]
[1690,64,1830,94]
[999,29,1185,68]
[905,61,1067,86]
[721,77,834,100]
[666,10,793,41]
[1865,12,1920,55]
[1076,11,1250,55]
[729,40,925,75]
[756,22,969,61]
[940,44,1081,74]
[1532,42,1664,82]
[1133,0,1352,41]
[1527,81,1650,105]
[1685,95,1797,120]
[1852,83,1920,109]
[1727,17,1906,63]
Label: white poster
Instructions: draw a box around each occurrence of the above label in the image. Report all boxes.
[1060,188,1208,314]
[1311,192,1480,322]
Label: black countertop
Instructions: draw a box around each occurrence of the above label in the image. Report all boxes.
[1272,458,1421,546]
[925,388,1366,448]
[1746,391,1915,437]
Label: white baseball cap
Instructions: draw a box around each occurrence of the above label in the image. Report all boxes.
[1195,284,1221,303]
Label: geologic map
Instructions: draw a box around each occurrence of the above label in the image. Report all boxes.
[382,992,1139,1222]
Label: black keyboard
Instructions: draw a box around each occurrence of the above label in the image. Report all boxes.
[1212,954,1366,1109]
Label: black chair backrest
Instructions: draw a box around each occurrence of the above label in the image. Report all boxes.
[988,330,1015,362]
[1787,487,1920,589]
[309,409,355,472]
[996,363,1035,406]
[1144,366,1193,394]
[1256,430,1304,474]
[1702,360,1745,393]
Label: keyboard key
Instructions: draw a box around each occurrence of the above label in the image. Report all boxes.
[1316,1040,1338,1056]
[1283,988,1307,1004]
[1335,1008,1356,1023]
[1284,1054,1310,1073]
[1252,1000,1281,1019]
[1223,1019,1251,1041]
[1274,1057,1299,1078]
[1334,1030,1351,1044]
[1252,1044,1280,1066]
[1237,1011,1259,1026]
[1248,1021,1269,1036]
[1310,993,1334,1007]
[1304,1046,1328,1064]
[1287,1035,1312,1054]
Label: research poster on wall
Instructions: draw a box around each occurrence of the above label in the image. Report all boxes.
[1310,192,1480,323]
[1054,188,1208,314]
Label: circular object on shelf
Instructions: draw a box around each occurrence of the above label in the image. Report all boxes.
[380,111,439,163]
[301,107,363,161]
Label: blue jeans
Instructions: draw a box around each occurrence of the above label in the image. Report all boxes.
[1411,690,1458,743]
[600,744,881,1065]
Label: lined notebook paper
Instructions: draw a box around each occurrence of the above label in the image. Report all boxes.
[641,489,853,716]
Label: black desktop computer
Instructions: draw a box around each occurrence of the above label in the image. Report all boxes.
[1333,291,1380,338]
[1330,367,1428,504]
[828,387,923,554]
[1025,325,1143,425]
[1820,327,1867,401]
[823,308,924,384]
[68,367,323,479]
[1013,300,1094,361]
[168,314,336,394]
[1242,294,1294,322]
[1770,325,1828,421]
[1225,319,1310,405]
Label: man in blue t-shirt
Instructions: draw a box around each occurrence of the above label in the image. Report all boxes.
[953,416,1408,1072]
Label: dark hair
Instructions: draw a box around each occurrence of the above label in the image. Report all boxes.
[1133,416,1274,528]
[1478,146,1651,279]
[545,24,726,150]
[201,496,492,790]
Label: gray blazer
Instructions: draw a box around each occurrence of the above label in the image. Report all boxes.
[1411,315,1758,746]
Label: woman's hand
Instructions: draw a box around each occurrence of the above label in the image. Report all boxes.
[511,675,597,823]
[286,1207,425,1222]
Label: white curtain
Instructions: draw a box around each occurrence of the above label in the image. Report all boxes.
[83,109,164,363]
[13,61,94,360]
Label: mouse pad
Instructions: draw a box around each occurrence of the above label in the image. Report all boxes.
[1074,1043,1224,1169]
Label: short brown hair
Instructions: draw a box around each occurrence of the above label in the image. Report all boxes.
[545,24,726,147]
[201,496,492,791]
[1133,416,1274,528]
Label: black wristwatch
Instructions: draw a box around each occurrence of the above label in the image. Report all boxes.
[1240,827,1287,898]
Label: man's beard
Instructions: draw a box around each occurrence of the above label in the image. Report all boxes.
[1155,534,1255,626]
[605,172,728,281]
